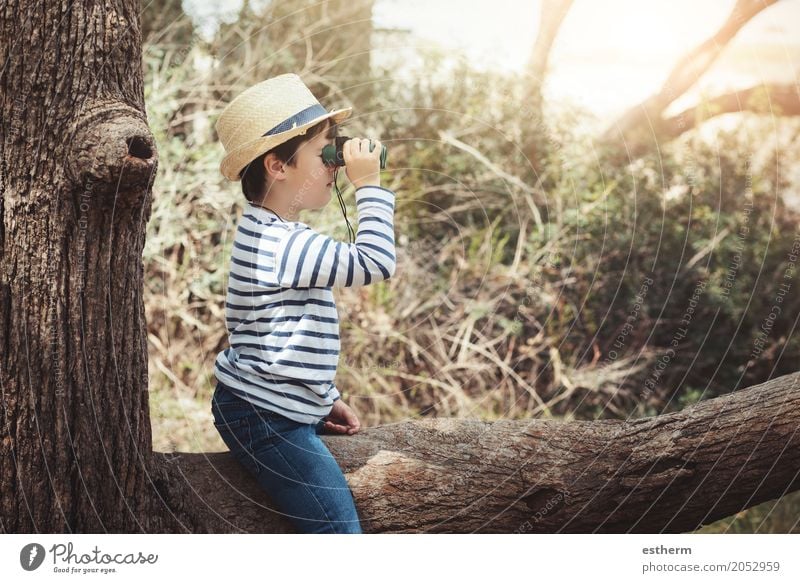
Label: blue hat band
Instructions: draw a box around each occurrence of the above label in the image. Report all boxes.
[262,104,328,137]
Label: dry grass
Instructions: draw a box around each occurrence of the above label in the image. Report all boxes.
[140,7,800,532]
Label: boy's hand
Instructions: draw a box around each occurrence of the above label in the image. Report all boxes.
[343,138,382,190]
[321,399,361,435]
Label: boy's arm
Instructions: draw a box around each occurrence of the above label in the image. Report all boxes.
[273,185,397,288]
[329,383,341,402]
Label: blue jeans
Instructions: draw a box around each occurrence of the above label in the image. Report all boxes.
[211,382,362,533]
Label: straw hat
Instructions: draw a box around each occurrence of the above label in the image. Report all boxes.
[215,73,353,181]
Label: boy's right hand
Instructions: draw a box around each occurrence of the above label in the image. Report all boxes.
[343,138,382,189]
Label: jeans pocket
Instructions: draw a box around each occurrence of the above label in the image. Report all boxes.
[216,415,264,477]
[212,402,251,430]
[212,392,254,455]
[212,385,254,427]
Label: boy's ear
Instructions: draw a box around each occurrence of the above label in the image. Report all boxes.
[263,153,286,181]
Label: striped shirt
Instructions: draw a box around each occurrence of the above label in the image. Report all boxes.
[214,185,397,424]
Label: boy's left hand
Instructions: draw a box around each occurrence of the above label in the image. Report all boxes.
[322,400,361,435]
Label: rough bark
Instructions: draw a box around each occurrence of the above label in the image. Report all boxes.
[177,371,800,533]
[2,0,798,535]
[0,0,196,533]
[601,0,781,154]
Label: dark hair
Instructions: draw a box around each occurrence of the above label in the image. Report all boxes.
[241,118,338,202]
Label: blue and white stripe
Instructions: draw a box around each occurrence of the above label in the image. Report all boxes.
[214,185,397,424]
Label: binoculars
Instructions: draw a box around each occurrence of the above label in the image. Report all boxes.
[322,136,387,169]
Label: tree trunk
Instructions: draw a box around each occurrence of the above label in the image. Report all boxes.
[0,0,197,533]
[524,0,574,112]
[176,371,800,533]
[521,0,574,177]
[2,0,798,535]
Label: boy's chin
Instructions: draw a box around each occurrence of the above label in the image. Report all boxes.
[311,195,331,211]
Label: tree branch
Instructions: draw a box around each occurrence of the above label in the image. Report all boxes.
[601,0,781,146]
[662,83,800,140]
[171,371,800,533]
[521,0,575,177]
[525,0,574,90]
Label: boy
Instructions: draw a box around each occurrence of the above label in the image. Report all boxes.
[211,73,396,534]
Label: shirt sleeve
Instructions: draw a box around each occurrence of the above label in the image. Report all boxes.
[274,185,397,288]
[329,383,341,402]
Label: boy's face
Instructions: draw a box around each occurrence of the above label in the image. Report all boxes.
[280,124,337,211]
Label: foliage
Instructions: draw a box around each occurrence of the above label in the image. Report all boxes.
[140,2,800,531]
